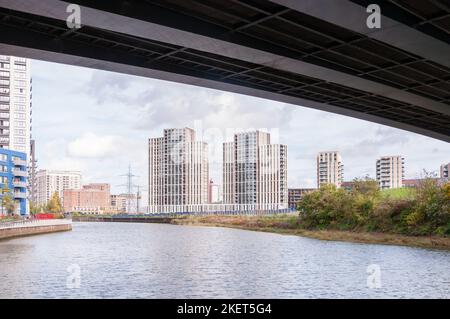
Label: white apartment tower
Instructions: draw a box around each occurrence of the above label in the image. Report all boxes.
[36,170,82,205]
[0,56,32,156]
[376,156,405,189]
[148,128,209,212]
[223,131,288,210]
[259,144,288,209]
[222,141,235,204]
[317,151,344,188]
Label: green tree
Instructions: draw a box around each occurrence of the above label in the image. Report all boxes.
[46,192,63,213]
[1,184,16,216]
[29,201,43,215]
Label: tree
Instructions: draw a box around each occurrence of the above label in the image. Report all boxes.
[46,192,63,213]
[29,201,43,215]
[1,184,16,216]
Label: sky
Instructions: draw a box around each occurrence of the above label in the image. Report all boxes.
[31,59,450,205]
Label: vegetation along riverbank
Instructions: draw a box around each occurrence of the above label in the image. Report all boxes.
[173,178,450,250]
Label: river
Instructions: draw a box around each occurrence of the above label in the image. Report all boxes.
[0,222,449,298]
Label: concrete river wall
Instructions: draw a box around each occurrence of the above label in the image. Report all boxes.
[72,216,175,224]
[0,219,72,240]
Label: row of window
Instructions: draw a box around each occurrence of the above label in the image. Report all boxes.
[0,62,27,70]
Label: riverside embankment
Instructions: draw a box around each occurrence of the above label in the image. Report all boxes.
[73,214,450,250]
[0,219,72,240]
[171,215,450,251]
[72,215,176,223]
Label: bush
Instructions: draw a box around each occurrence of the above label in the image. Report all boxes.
[297,178,450,236]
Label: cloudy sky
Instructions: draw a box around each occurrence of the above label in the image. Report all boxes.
[31,59,450,204]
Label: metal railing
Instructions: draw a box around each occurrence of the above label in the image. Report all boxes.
[0,218,72,230]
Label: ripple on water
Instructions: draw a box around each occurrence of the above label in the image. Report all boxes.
[0,222,449,298]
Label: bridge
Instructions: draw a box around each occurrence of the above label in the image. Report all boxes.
[0,0,449,141]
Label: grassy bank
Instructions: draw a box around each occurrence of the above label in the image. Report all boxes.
[173,178,450,251]
[298,178,450,237]
[172,214,450,251]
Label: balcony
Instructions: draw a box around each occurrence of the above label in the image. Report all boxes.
[13,191,27,199]
[12,169,27,177]
[13,180,27,188]
[13,158,27,166]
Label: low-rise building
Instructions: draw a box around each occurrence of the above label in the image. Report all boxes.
[403,178,447,188]
[288,188,316,209]
[208,179,221,203]
[341,181,355,191]
[0,148,28,215]
[402,179,421,188]
[63,183,110,214]
[110,194,136,213]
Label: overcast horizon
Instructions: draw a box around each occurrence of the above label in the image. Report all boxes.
[31,59,450,204]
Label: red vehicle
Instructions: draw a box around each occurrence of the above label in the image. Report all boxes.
[34,213,55,220]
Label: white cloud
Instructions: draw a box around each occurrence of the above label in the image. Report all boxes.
[31,59,450,203]
[67,133,119,158]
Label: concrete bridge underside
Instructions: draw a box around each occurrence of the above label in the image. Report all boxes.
[0,0,449,141]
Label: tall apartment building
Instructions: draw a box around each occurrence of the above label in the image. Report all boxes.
[0,148,28,215]
[317,151,344,188]
[63,183,110,214]
[0,56,32,156]
[36,170,82,205]
[222,141,235,205]
[0,55,34,211]
[440,163,449,178]
[223,130,288,210]
[376,156,405,189]
[148,128,209,212]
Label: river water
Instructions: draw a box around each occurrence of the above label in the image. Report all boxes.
[0,222,449,298]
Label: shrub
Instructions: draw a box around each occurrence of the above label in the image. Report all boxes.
[297,178,449,237]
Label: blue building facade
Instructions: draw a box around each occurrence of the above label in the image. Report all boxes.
[0,148,28,216]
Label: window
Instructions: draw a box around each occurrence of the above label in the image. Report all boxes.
[14,64,26,71]
[0,165,7,172]
[14,104,26,111]
[14,129,25,136]
[0,154,7,161]
[14,80,26,87]
[14,113,26,120]
[15,72,27,79]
